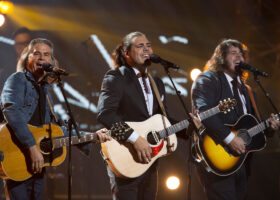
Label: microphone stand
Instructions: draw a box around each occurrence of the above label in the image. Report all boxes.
[253,73,279,114]
[55,74,81,200]
[160,64,199,200]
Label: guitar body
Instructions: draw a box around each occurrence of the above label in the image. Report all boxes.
[101,114,177,179]
[0,123,66,181]
[194,114,266,176]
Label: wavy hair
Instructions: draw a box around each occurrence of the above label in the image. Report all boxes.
[205,39,248,72]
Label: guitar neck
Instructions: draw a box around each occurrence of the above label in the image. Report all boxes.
[198,105,220,121]
[248,113,279,137]
[157,105,220,139]
[248,118,271,137]
[158,119,190,139]
[52,131,109,149]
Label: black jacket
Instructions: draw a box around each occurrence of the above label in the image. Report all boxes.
[97,66,168,130]
[191,70,256,144]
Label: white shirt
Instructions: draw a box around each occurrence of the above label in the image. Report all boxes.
[223,73,248,144]
[127,68,154,143]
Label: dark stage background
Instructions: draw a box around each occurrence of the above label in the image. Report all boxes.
[0,0,280,199]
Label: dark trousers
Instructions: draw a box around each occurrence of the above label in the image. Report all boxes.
[107,162,158,200]
[6,173,44,200]
[196,163,247,200]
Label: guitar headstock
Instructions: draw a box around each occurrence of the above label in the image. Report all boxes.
[218,98,237,114]
[110,122,133,142]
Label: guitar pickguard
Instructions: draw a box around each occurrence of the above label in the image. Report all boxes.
[151,140,164,157]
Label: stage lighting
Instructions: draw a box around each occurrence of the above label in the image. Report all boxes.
[190,68,201,81]
[0,13,5,27]
[0,1,13,14]
[166,176,180,190]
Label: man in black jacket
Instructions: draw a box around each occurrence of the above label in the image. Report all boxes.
[191,39,280,200]
[97,31,172,200]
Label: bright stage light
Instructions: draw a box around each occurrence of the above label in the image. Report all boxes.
[190,68,201,81]
[166,176,180,190]
[0,14,5,27]
[0,1,13,14]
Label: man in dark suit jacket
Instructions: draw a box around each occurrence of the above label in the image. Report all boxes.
[191,39,280,200]
[97,31,168,200]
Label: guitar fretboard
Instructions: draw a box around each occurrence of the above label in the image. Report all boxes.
[158,105,220,139]
[248,113,279,137]
[248,118,272,137]
[52,131,107,149]
[199,105,220,121]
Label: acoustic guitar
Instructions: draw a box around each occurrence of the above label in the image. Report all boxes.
[193,113,279,176]
[0,123,128,181]
[101,98,236,178]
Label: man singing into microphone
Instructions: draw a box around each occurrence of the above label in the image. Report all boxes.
[97,31,166,200]
[191,39,280,200]
[1,38,111,199]
[97,31,199,200]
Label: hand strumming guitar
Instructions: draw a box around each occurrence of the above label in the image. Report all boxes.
[133,136,152,164]
[228,136,246,155]
[28,145,44,174]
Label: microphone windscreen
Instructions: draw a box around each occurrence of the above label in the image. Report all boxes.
[149,54,161,63]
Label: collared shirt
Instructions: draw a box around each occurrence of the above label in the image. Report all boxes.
[132,67,154,116]
[127,67,154,143]
[223,72,248,144]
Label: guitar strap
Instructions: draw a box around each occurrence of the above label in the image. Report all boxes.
[46,94,59,124]
[245,84,262,122]
[148,73,174,153]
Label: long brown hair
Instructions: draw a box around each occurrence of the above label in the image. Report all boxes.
[205,39,248,72]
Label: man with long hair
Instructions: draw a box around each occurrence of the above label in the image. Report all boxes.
[1,38,111,199]
[191,39,280,200]
[97,31,169,200]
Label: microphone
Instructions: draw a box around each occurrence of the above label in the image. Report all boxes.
[41,63,69,76]
[150,54,180,69]
[238,62,268,77]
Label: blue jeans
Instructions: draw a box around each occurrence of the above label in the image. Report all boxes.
[6,173,44,200]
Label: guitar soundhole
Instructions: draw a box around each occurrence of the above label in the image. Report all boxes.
[147,131,159,145]
[238,129,252,145]
[40,138,52,153]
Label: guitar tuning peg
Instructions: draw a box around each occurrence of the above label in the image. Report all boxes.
[224,111,227,114]
[223,99,226,102]
[228,109,230,112]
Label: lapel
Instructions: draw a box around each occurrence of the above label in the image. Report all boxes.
[219,72,235,99]
[219,72,242,117]
[149,76,160,115]
[125,67,150,116]
[241,83,252,114]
